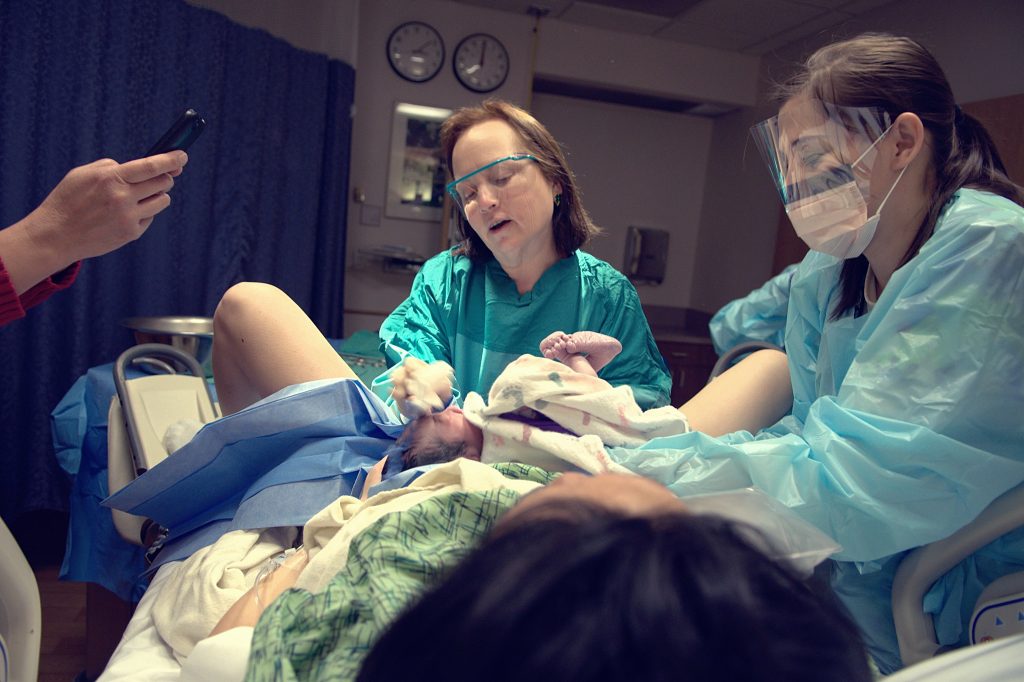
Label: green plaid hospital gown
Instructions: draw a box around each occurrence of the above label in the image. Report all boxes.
[245,462,556,681]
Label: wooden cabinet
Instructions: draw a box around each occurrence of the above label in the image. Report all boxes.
[655,337,718,406]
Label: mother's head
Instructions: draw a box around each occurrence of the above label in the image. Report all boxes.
[441,100,600,262]
[358,473,871,682]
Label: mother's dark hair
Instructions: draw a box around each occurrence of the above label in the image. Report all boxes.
[777,33,1024,318]
[440,99,600,262]
[358,502,871,682]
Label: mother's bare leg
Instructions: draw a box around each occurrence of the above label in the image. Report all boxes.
[212,282,357,415]
[680,349,792,437]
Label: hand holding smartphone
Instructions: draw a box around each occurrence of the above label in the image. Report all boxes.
[145,108,206,157]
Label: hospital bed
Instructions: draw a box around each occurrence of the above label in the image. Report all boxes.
[893,481,1024,664]
[43,330,387,675]
[45,338,1024,679]
[88,336,844,680]
[107,344,220,547]
[0,517,41,682]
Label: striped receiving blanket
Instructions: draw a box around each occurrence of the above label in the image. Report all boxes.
[467,354,690,473]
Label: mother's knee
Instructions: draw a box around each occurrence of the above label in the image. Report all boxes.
[213,282,286,334]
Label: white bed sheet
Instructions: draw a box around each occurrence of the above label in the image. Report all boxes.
[97,563,183,681]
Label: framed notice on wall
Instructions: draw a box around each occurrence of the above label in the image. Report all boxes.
[386,102,452,222]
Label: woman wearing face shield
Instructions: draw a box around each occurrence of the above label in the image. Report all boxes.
[373,100,671,416]
[611,33,1024,673]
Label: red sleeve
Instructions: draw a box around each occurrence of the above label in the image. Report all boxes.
[0,254,81,327]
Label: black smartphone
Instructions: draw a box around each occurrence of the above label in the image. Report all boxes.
[144,108,206,157]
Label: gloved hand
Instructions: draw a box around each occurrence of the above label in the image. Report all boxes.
[390,357,454,419]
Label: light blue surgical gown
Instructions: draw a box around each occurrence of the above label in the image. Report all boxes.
[374,249,671,410]
[709,263,797,354]
[610,189,1024,673]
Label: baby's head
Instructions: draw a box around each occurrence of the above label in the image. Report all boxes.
[396,405,484,470]
[360,473,870,682]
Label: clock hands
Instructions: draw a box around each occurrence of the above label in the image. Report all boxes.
[412,39,435,55]
[465,40,486,75]
[454,33,506,92]
[389,22,444,82]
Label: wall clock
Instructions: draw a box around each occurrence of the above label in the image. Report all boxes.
[387,21,445,83]
[453,33,509,93]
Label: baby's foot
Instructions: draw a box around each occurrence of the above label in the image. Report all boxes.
[563,332,622,371]
[539,331,572,362]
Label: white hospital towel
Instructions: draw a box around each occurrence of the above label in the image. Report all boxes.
[467,355,689,474]
[147,459,541,659]
[149,525,297,660]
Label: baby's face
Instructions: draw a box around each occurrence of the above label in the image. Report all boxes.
[414,405,484,458]
[501,472,687,524]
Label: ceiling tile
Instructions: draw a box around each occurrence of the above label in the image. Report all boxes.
[447,0,900,58]
[740,9,850,54]
[838,0,901,12]
[449,0,576,17]
[579,0,704,17]
[561,2,674,33]
[656,20,758,51]
[679,0,828,39]
[791,0,856,8]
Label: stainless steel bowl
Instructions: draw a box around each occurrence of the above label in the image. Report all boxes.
[121,316,214,365]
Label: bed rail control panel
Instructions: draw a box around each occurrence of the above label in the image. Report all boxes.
[108,344,220,546]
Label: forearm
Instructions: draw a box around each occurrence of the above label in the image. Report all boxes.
[0,211,76,295]
[209,548,308,636]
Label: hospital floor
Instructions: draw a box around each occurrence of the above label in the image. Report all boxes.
[17,510,130,682]
[34,565,87,681]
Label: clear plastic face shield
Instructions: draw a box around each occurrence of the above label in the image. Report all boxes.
[752,99,890,206]
[751,100,900,259]
[446,154,539,217]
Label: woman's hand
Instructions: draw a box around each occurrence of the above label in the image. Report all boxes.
[390,357,454,419]
[0,152,188,294]
[360,457,389,500]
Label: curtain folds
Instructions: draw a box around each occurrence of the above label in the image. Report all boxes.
[0,0,354,521]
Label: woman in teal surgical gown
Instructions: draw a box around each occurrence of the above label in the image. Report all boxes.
[611,34,1024,673]
[375,101,670,411]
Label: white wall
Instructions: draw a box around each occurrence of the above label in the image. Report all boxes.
[341,0,759,335]
[342,0,536,335]
[534,19,759,108]
[183,0,1024,326]
[690,0,1024,315]
[532,94,713,307]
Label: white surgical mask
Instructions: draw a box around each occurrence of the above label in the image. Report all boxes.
[785,126,907,259]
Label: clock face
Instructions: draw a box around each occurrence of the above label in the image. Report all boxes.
[387,21,445,83]
[453,33,509,93]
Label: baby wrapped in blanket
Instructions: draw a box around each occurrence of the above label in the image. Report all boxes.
[396,331,691,474]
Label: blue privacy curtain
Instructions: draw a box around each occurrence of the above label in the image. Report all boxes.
[0,0,355,521]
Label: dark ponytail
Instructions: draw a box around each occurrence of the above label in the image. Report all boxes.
[779,34,1024,319]
[904,109,1024,266]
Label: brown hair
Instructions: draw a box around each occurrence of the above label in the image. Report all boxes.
[440,99,601,261]
[396,418,474,470]
[776,34,1024,319]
